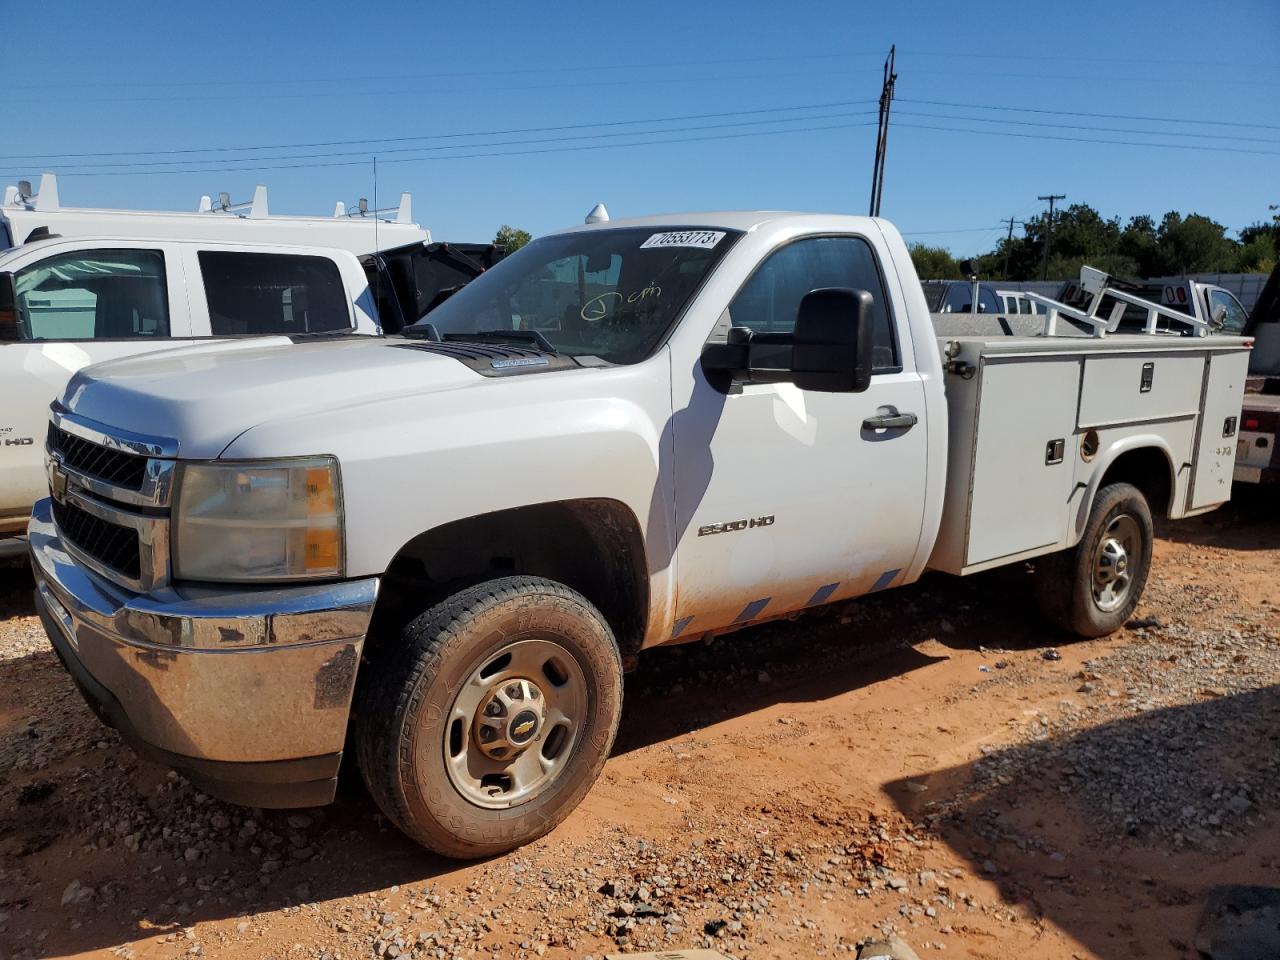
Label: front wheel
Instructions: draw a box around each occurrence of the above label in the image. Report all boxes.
[1035,482,1154,637]
[354,576,623,858]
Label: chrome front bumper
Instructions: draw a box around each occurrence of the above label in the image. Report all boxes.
[28,498,379,807]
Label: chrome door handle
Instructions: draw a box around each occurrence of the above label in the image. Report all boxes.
[862,412,918,431]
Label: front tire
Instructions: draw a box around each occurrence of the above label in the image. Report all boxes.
[355,576,623,859]
[1035,482,1153,637]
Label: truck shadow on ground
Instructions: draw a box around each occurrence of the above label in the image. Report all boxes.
[885,684,1280,960]
[0,491,1271,957]
[0,557,34,620]
[1155,481,1280,551]
[0,561,1050,958]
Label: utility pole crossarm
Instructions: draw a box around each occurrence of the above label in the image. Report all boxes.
[868,45,897,217]
[1038,193,1066,282]
[1002,216,1017,280]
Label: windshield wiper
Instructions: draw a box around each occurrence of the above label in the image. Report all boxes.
[403,322,443,341]
[443,329,558,354]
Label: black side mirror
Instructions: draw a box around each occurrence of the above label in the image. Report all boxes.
[0,272,19,342]
[700,287,874,393]
[791,287,874,392]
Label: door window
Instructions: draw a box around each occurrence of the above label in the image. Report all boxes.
[199,251,350,336]
[13,248,169,340]
[727,236,899,371]
[1207,289,1248,334]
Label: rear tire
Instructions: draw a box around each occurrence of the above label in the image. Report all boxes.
[355,576,623,859]
[1035,482,1153,637]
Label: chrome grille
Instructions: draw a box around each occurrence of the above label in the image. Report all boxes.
[51,497,142,580]
[46,410,175,592]
[47,423,148,490]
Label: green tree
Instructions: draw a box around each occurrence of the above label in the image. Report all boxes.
[1237,232,1277,274]
[1152,212,1237,274]
[908,243,958,279]
[1117,215,1161,277]
[1238,217,1280,273]
[917,203,1273,281]
[494,225,532,254]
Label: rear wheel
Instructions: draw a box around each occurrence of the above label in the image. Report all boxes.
[355,576,623,858]
[1035,482,1153,637]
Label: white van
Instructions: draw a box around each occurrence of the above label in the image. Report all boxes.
[0,175,513,556]
[0,235,390,549]
[1,173,428,254]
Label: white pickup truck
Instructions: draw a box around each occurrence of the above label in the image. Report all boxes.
[28,211,1251,860]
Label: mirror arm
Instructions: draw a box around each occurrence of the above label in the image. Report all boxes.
[0,272,19,342]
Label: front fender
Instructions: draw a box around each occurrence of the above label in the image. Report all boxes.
[221,354,678,627]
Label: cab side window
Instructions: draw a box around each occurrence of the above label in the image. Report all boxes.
[13,249,169,340]
[727,236,899,371]
[199,251,350,336]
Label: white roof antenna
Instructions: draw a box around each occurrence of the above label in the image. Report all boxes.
[395,192,412,224]
[585,203,609,225]
[333,201,346,217]
[34,172,60,212]
[197,195,213,213]
[248,184,269,219]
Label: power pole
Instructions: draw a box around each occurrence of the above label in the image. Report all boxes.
[1038,193,1065,281]
[868,45,897,217]
[1001,216,1017,279]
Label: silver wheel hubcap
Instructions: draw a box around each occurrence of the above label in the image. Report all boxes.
[443,638,586,809]
[1092,513,1141,612]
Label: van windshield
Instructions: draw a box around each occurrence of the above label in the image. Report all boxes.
[409,226,741,364]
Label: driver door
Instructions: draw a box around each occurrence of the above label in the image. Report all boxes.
[670,234,929,635]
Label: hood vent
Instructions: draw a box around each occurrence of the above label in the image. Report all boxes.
[390,340,578,377]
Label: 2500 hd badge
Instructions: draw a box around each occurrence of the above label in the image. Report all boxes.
[697,515,775,536]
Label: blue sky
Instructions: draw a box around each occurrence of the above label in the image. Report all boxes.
[6,0,1278,255]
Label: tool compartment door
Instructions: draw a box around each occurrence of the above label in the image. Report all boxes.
[966,358,1081,566]
[1077,354,1205,428]
[1190,350,1250,508]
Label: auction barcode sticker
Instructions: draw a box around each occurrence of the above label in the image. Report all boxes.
[639,230,726,250]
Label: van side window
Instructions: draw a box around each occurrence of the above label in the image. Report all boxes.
[199,252,350,336]
[727,236,899,371]
[13,248,169,340]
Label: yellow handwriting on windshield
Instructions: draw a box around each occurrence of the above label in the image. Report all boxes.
[580,291,623,323]
[627,282,662,304]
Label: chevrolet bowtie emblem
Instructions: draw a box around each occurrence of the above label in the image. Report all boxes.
[513,719,536,737]
[50,465,67,502]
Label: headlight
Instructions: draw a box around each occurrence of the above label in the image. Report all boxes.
[173,457,344,582]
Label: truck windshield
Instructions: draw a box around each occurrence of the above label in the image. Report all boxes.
[410,226,742,364]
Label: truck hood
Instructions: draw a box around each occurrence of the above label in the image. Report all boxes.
[60,337,484,458]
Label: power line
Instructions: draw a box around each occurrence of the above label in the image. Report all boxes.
[898,97,1280,132]
[21,110,880,173]
[14,46,1274,91]
[13,67,885,105]
[0,99,878,162]
[7,52,886,90]
[0,120,879,179]
[893,121,1280,156]
[895,109,1280,145]
[900,226,1006,235]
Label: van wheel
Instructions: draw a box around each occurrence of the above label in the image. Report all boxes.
[1035,482,1153,638]
[355,576,622,859]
